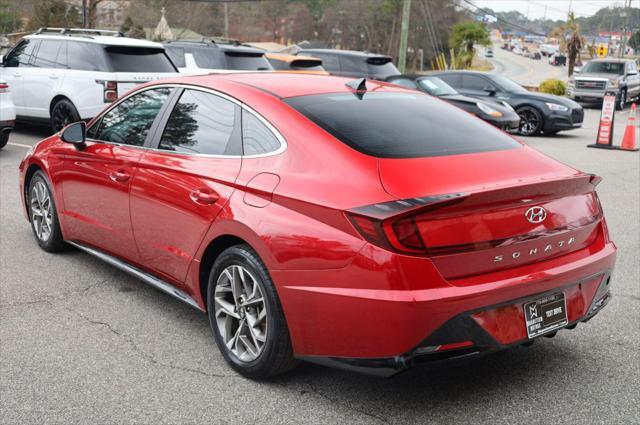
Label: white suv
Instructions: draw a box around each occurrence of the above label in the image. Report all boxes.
[0,79,16,149]
[0,28,178,132]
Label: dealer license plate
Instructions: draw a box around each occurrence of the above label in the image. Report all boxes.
[523,293,568,339]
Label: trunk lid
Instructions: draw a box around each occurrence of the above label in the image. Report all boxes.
[378,148,602,279]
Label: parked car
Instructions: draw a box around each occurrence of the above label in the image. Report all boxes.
[0,28,178,132]
[164,39,273,74]
[0,80,15,149]
[385,74,519,131]
[567,58,640,110]
[485,47,494,58]
[19,73,615,378]
[265,52,328,75]
[549,53,566,66]
[432,70,583,136]
[295,48,400,80]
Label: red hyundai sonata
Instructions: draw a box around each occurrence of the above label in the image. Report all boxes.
[19,73,615,379]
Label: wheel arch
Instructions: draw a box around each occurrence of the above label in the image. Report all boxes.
[198,234,250,310]
[23,163,44,218]
[49,95,75,116]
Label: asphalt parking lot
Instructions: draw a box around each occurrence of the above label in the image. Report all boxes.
[1,108,638,424]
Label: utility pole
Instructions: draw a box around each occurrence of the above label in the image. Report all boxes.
[398,0,411,73]
[224,2,229,38]
[82,0,88,28]
[619,0,631,57]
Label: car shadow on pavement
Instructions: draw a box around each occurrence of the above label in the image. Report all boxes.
[14,122,55,139]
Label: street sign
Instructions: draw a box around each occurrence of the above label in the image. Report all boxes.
[597,44,608,58]
[588,91,617,149]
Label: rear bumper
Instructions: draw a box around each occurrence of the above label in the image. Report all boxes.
[275,233,616,372]
[298,271,612,377]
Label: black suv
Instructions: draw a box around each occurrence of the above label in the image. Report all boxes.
[433,71,583,136]
[164,39,273,73]
[295,49,400,80]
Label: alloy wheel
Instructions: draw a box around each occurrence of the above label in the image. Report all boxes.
[30,181,53,242]
[518,109,540,136]
[214,265,268,362]
[52,103,73,132]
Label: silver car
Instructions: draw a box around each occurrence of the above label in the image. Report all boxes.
[567,58,640,110]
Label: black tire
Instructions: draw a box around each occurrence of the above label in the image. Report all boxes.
[51,99,80,133]
[516,106,543,136]
[27,171,68,252]
[207,244,297,379]
[616,89,627,111]
[0,131,8,149]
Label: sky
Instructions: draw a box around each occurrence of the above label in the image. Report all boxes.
[473,0,639,20]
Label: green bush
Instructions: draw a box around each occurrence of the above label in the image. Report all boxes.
[539,79,567,96]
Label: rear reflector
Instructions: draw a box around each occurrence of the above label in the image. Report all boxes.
[0,83,9,93]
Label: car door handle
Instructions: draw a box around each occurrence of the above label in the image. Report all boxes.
[109,169,131,183]
[49,74,58,79]
[189,188,219,205]
[12,73,21,77]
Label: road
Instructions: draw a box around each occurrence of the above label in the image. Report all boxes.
[1,112,639,424]
[489,44,567,86]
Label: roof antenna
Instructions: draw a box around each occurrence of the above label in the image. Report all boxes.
[345,78,367,92]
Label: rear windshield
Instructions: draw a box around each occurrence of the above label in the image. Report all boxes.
[285,92,520,158]
[225,52,272,71]
[367,58,400,76]
[290,59,324,71]
[105,46,176,72]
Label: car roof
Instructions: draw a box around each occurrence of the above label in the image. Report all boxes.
[299,48,391,59]
[587,58,631,63]
[25,33,164,49]
[151,73,411,99]
[266,52,322,63]
[164,40,265,54]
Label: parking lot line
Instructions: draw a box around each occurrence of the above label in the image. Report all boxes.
[7,142,32,149]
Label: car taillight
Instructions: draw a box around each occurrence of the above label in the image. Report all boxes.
[0,83,9,93]
[345,193,467,256]
[96,80,118,103]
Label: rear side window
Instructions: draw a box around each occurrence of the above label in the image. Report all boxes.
[339,56,365,73]
[285,92,520,158]
[33,40,65,68]
[462,75,491,91]
[225,52,272,71]
[94,88,171,146]
[4,39,37,67]
[164,46,186,68]
[242,110,281,155]
[268,58,288,70]
[159,89,241,155]
[105,46,176,72]
[67,41,109,71]
[307,52,339,71]
[437,73,461,88]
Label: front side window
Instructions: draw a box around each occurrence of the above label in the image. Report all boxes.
[33,40,64,69]
[4,39,37,67]
[242,110,281,155]
[159,89,240,155]
[285,92,520,158]
[94,88,171,146]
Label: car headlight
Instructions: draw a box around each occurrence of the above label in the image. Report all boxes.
[607,80,619,88]
[545,102,569,112]
[500,100,514,111]
[477,102,503,117]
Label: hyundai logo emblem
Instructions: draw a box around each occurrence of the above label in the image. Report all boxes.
[525,206,547,224]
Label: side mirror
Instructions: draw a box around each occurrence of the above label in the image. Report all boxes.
[60,122,86,148]
[483,86,496,96]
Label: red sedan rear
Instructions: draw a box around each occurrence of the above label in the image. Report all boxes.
[18,73,616,378]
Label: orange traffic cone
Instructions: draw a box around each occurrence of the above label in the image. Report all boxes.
[620,103,639,151]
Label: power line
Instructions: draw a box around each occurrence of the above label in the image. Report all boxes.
[459,0,546,36]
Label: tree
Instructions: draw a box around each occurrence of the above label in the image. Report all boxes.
[120,16,145,39]
[32,0,82,29]
[449,21,490,68]
[551,13,584,77]
[86,0,106,28]
[0,2,21,34]
[629,31,640,52]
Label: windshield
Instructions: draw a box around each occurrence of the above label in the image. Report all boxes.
[581,61,625,75]
[285,92,519,158]
[491,75,527,93]
[105,46,176,72]
[417,77,458,96]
